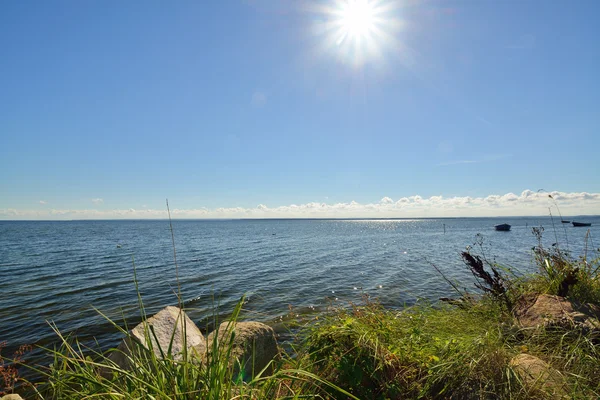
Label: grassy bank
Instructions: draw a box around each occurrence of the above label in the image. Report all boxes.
[297,235,600,399]
[300,293,599,399]
[3,231,600,399]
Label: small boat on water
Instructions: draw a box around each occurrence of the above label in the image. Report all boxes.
[494,223,511,231]
[561,220,570,223]
[572,221,592,227]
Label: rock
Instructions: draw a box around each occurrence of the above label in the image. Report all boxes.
[107,306,206,372]
[207,321,279,381]
[510,354,566,398]
[1,395,25,400]
[513,294,600,332]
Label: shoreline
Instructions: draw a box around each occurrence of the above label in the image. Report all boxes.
[4,243,600,399]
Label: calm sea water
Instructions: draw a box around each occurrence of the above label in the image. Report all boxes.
[1,217,599,365]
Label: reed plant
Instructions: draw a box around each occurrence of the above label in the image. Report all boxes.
[1,342,32,396]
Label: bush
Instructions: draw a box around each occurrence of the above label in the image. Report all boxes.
[302,297,518,399]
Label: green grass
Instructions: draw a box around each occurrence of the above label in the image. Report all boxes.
[297,237,600,400]
[300,298,516,399]
[299,297,599,399]
[19,295,358,400]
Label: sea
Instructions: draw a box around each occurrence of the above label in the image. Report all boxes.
[1,217,599,368]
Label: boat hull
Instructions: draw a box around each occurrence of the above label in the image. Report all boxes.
[572,222,591,227]
[494,224,511,231]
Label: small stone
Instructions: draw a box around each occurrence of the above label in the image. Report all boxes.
[0,394,23,400]
[1,395,25,400]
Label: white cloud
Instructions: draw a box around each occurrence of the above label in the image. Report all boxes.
[91,198,104,205]
[39,200,47,205]
[2,190,599,220]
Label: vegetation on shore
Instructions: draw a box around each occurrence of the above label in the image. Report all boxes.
[298,230,600,399]
[3,227,599,399]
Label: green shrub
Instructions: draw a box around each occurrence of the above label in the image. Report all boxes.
[302,298,519,399]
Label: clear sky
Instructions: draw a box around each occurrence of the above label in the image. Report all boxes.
[1,0,599,219]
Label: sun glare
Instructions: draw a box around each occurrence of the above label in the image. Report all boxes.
[311,0,401,68]
[341,0,375,37]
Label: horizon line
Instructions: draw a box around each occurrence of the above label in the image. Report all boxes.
[1,215,598,222]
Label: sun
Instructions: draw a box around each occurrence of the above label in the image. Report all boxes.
[310,0,401,68]
[340,0,375,38]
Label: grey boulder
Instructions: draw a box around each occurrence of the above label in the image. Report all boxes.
[107,306,206,372]
[207,321,279,381]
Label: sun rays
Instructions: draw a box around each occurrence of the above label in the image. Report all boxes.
[339,0,376,39]
[310,0,403,68]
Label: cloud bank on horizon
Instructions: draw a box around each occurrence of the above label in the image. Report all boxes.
[2,190,599,220]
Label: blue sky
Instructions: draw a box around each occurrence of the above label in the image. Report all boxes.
[1,0,599,219]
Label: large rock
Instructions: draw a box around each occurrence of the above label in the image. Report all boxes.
[513,294,600,332]
[107,306,206,372]
[207,321,279,381]
[510,354,566,398]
